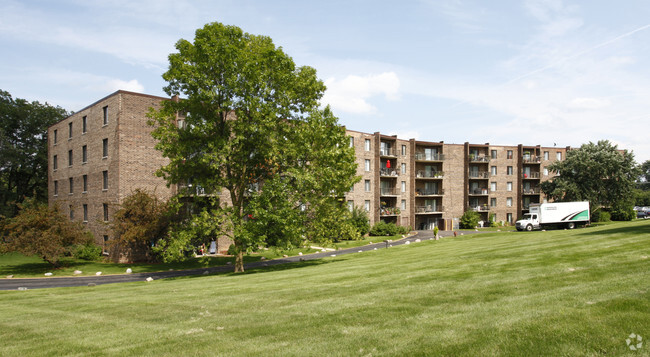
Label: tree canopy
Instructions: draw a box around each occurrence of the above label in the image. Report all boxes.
[541,140,639,212]
[0,90,68,217]
[150,22,359,272]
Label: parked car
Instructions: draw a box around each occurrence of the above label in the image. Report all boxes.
[637,210,649,219]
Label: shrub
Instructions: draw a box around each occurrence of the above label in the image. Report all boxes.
[591,209,611,222]
[460,210,480,229]
[72,242,102,261]
[349,206,370,236]
[370,221,398,236]
[610,206,635,221]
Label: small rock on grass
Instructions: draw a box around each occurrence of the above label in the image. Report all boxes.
[126,268,132,273]
[145,277,154,282]
[95,272,102,276]
[44,272,53,276]
[73,270,82,275]
[6,275,13,279]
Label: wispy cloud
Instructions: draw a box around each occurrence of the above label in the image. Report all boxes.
[322,72,400,114]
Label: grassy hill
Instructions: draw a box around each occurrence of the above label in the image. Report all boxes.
[1,220,649,356]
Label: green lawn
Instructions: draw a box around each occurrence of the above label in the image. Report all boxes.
[1,221,649,356]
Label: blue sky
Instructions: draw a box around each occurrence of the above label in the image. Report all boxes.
[1,0,649,162]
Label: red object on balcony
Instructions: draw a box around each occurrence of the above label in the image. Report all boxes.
[524,173,528,178]
[386,160,391,168]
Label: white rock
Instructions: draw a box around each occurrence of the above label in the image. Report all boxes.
[44,272,53,276]
[415,239,421,243]
[95,272,102,276]
[283,254,289,258]
[369,241,373,244]
[260,256,266,260]
[298,252,303,256]
[358,250,363,253]
[373,248,377,250]
[330,254,336,257]
[6,275,13,279]
[405,241,410,245]
[389,245,393,247]
[145,277,154,282]
[126,268,132,273]
[73,270,82,275]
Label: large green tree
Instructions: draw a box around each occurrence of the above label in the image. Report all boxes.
[541,140,640,213]
[150,23,358,272]
[0,90,68,217]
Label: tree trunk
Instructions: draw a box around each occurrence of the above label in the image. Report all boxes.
[234,248,244,272]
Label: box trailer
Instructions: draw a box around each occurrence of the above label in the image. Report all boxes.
[516,202,590,231]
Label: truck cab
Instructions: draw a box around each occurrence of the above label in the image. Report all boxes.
[516,213,539,231]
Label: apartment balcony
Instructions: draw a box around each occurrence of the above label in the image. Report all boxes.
[415,152,445,161]
[470,205,491,212]
[469,155,490,163]
[522,187,541,195]
[380,187,399,196]
[522,156,541,164]
[468,171,490,179]
[469,188,489,196]
[380,148,397,157]
[178,183,209,196]
[415,205,444,214]
[415,188,444,196]
[380,168,399,177]
[416,170,444,179]
[522,172,540,179]
[380,206,401,216]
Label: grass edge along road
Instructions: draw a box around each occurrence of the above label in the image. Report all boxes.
[1,220,649,356]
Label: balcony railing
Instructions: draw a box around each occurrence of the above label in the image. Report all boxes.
[415,205,444,214]
[380,168,399,177]
[416,170,444,179]
[380,187,399,196]
[416,189,444,196]
[522,172,540,179]
[469,155,490,163]
[380,148,396,157]
[469,171,489,179]
[469,188,489,195]
[380,207,401,216]
[522,187,541,194]
[522,156,541,164]
[415,152,445,161]
[470,205,491,212]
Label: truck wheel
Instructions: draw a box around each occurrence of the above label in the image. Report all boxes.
[525,224,533,231]
[567,222,575,229]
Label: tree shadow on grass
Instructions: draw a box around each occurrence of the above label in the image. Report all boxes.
[577,222,650,237]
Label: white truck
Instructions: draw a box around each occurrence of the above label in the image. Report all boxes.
[516,202,590,231]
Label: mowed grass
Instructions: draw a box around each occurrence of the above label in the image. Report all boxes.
[1,221,649,356]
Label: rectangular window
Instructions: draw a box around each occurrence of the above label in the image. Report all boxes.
[401,181,406,193]
[349,137,354,148]
[103,235,109,255]
[68,150,73,166]
[103,171,108,190]
[401,145,406,156]
[68,122,73,139]
[491,182,497,192]
[507,197,513,207]
[364,139,371,151]
[53,129,58,144]
[82,116,87,133]
[83,204,88,222]
[401,163,406,174]
[544,167,549,176]
[507,166,513,175]
[507,213,513,223]
[491,150,497,159]
[364,200,370,212]
[102,138,108,158]
[347,200,354,212]
[103,203,109,222]
[507,182,513,192]
[491,166,497,175]
[82,145,87,163]
[507,150,513,159]
[364,159,370,171]
[401,199,406,210]
[103,106,108,125]
[364,180,371,192]
[556,152,562,160]
[69,205,74,220]
[53,155,58,170]
[544,151,549,160]
[54,180,58,196]
[83,175,88,193]
[69,177,74,194]
[490,198,497,207]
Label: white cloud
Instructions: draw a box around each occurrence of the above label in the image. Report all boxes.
[104,79,145,93]
[322,72,400,114]
[566,97,611,110]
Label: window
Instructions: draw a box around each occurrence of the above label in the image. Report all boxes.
[103,106,108,126]
[401,163,406,174]
[82,145,87,163]
[491,182,497,192]
[490,198,497,207]
[507,213,513,223]
[54,180,58,196]
[53,129,58,144]
[68,150,73,166]
[491,166,497,175]
[507,166,513,175]
[103,235,109,255]
[364,200,370,212]
[102,138,108,158]
[82,116,87,133]
[507,150,513,159]
[83,204,88,222]
[507,197,513,207]
[544,151,549,160]
[491,150,497,159]
[103,170,108,190]
[544,167,549,176]
[401,181,406,193]
[364,139,371,151]
[556,152,562,160]
[83,175,88,193]
[364,159,371,171]
[69,177,74,194]
[68,122,73,139]
[401,199,406,210]
[69,205,74,220]
[349,137,354,148]
[103,203,109,222]
[53,155,58,170]
[507,182,513,192]
[347,200,354,212]
[401,145,406,156]
[365,180,371,192]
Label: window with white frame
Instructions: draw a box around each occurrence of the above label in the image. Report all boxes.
[365,180,371,192]
[349,137,354,147]
[491,182,497,192]
[544,167,549,176]
[506,197,513,207]
[507,182,513,191]
[556,152,562,160]
[490,198,497,207]
[491,150,497,159]
[347,200,354,212]
[544,151,549,160]
[401,199,406,210]
[491,166,497,175]
[401,163,406,174]
[365,159,371,171]
[401,181,406,193]
[364,139,371,151]
[364,200,370,212]
[507,166,513,175]
[401,145,406,156]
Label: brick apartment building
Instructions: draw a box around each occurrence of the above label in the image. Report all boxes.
[49,91,569,252]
